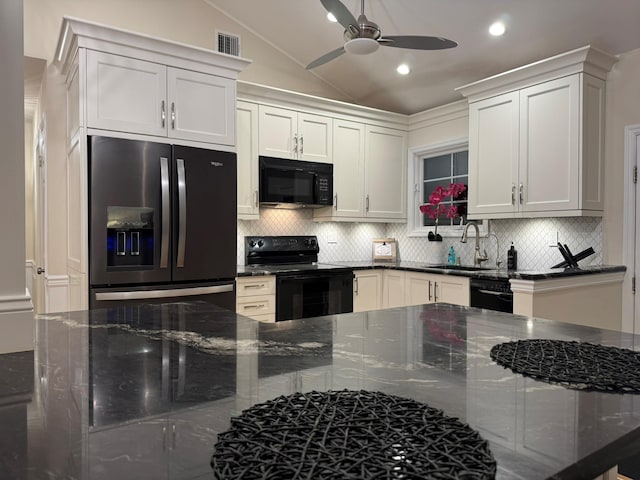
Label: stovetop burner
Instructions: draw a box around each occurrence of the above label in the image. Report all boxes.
[245,235,320,266]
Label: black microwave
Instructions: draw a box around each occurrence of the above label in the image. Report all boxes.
[259,156,333,207]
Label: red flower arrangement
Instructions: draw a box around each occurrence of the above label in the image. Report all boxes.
[419,183,467,241]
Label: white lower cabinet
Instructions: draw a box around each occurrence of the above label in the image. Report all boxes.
[356,269,470,312]
[383,270,406,309]
[404,272,470,307]
[236,276,276,322]
[353,270,383,312]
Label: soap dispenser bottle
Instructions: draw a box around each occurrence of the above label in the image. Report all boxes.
[447,246,456,266]
[507,242,518,270]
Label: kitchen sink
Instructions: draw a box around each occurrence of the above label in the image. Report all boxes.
[423,264,494,272]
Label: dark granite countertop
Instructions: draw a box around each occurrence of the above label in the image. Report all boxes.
[237,260,626,281]
[2,302,640,479]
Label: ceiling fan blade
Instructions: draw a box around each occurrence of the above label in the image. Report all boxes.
[381,35,457,50]
[306,46,346,69]
[320,0,358,30]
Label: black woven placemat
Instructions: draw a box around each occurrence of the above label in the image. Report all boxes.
[490,339,640,393]
[211,389,496,479]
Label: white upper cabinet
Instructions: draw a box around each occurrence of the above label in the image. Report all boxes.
[236,101,259,220]
[258,105,332,163]
[86,50,236,145]
[364,125,407,219]
[458,46,616,219]
[87,51,167,137]
[322,119,366,218]
[167,67,236,145]
[314,122,407,222]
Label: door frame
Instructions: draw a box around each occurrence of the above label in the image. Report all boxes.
[33,117,47,314]
[622,124,640,334]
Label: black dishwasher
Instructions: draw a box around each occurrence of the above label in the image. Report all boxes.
[470,278,513,313]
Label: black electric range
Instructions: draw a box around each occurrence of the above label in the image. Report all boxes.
[244,236,353,321]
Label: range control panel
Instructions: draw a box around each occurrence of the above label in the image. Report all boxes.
[245,236,319,265]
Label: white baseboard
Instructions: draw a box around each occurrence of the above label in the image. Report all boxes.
[46,274,69,313]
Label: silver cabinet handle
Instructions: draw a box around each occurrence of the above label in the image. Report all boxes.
[161,100,166,128]
[300,134,303,155]
[171,102,176,129]
[244,284,267,290]
[172,423,177,450]
[244,304,266,310]
[519,183,524,204]
[293,134,298,155]
[434,282,438,302]
[511,184,516,205]
[254,190,259,208]
[95,284,234,301]
[160,157,170,269]
[176,158,187,268]
[334,194,338,210]
[354,277,359,295]
[366,194,370,212]
[428,280,432,302]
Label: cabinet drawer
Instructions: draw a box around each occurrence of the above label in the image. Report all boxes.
[236,276,275,297]
[248,313,276,323]
[236,295,275,317]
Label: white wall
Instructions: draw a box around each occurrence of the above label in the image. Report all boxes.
[0,0,34,353]
[604,48,640,264]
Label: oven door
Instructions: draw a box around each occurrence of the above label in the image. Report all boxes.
[276,271,353,321]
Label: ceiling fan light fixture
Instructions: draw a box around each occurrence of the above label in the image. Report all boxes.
[344,37,379,55]
[327,12,338,22]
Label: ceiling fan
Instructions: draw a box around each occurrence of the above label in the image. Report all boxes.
[306,0,457,69]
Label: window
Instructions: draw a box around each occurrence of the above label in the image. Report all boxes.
[407,138,486,237]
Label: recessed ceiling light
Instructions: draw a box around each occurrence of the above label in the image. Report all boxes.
[397,64,410,75]
[327,12,337,22]
[489,21,506,37]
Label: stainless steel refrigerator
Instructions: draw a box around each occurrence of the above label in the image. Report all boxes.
[89,136,236,310]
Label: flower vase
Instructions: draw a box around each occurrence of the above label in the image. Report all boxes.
[428,218,443,242]
[426,239,445,264]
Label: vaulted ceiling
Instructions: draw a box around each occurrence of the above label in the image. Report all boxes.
[206,0,640,114]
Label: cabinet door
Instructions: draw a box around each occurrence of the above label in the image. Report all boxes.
[236,102,259,219]
[167,68,235,145]
[384,270,406,308]
[468,91,519,216]
[258,105,296,158]
[330,119,366,217]
[519,75,579,213]
[353,270,382,312]
[364,125,407,219]
[297,112,332,163]
[86,50,167,137]
[432,274,470,306]
[405,272,433,306]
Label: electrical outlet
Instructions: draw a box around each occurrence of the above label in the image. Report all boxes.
[549,231,559,247]
[327,231,337,245]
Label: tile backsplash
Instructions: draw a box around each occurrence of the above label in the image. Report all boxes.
[238,208,603,270]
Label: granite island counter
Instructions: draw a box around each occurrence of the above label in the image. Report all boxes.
[2,302,639,479]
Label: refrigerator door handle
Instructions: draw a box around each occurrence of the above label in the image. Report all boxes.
[160,157,170,268]
[176,158,187,268]
[95,284,234,301]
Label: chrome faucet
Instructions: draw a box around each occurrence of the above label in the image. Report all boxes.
[461,222,489,267]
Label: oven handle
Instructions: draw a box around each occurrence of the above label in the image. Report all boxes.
[475,289,512,296]
[277,271,353,281]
